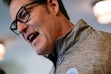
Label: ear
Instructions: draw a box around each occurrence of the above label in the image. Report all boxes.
[47,0,59,15]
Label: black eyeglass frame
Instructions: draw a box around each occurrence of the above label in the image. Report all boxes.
[10,0,46,35]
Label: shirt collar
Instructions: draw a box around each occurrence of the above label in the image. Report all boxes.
[55,19,93,56]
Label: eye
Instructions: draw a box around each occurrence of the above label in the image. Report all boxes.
[17,8,29,22]
[19,10,28,19]
[11,21,17,30]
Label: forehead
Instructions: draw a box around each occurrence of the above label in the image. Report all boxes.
[9,0,32,20]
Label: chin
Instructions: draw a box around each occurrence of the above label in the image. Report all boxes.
[33,46,45,55]
[33,40,49,55]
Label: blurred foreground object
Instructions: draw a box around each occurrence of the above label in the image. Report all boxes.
[0,68,5,74]
[0,42,5,61]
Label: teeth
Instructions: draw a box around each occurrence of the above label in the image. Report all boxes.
[29,35,34,41]
[29,32,39,42]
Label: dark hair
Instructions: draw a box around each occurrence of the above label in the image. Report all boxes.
[2,0,70,20]
[2,0,11,6]
[58,0,70,20]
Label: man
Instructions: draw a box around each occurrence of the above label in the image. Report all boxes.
[2,0,111,74]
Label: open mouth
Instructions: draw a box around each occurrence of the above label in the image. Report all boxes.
[28,32,39,42]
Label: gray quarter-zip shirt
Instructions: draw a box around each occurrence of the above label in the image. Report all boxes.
[55,19,111,74]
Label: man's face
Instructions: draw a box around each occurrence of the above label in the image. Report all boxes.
[9,0,60,55]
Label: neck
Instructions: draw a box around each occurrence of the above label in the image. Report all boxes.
[58,14,74,37]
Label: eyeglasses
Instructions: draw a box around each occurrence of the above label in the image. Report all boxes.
[10,0,46,35]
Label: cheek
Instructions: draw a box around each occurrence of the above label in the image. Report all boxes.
[32,9,50,27]
[30,8,46,22]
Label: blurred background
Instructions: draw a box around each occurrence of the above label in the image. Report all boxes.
[0,0,111,74]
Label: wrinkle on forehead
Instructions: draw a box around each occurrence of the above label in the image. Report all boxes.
[9,0,31,20]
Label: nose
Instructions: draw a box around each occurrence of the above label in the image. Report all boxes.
[17,22,28,34]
